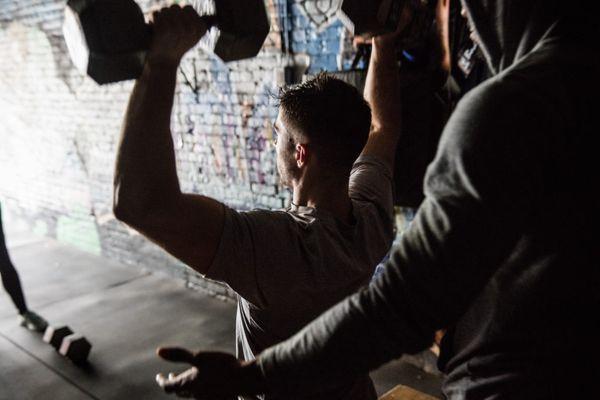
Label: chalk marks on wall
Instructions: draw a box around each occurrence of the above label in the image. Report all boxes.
[0,22,104,255]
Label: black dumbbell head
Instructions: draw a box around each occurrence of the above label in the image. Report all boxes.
[63,0,270,84]
[43,325,74,350]
[338,0,406,38]
[63,0,151,84]
[196,0,270,62]
[59,334,92,365]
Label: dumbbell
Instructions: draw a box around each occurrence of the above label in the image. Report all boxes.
[62,0,270,84]
[43,325,92,365]
[337,0,407,38]
[43,325,73,349]
[59,334,92,365]
[337,0,437,44]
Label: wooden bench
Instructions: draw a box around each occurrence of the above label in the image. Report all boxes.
[379,385,439,400]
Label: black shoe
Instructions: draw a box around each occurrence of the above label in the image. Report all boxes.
[19,310,48,332]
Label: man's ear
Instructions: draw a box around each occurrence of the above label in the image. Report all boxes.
[295,144,308,168]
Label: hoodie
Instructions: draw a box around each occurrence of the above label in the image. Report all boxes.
[258,1,600,398]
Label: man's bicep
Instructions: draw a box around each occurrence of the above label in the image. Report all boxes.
[133,193,225,275]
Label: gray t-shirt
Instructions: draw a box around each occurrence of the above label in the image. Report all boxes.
[205,155,394,399]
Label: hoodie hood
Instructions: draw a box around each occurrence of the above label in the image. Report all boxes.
[459,0,600,76]
[459,0,566,75]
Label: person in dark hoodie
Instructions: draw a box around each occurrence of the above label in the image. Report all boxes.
[155,0,599,398]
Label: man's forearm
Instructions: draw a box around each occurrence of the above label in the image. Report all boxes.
[365,41,402,127]
[114,62,181,219]
[363,39,402,167]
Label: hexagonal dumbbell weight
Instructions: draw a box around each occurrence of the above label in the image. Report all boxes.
[43,325,74,350]
[337,0,407,38]
[62,0,270,84]
[337,0,436,44]
[59,334,92,365]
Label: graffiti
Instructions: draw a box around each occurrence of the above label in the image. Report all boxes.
[264,0,284,50]
[295,0,342,31]
[179,59,202,102]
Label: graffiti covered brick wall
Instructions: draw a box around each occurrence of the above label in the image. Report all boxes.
[0,0,364,297]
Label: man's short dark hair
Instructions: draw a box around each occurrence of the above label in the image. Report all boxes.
[277,73,371,174]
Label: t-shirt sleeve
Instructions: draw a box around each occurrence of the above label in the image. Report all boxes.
[348,155,394,221]
[204,206,275,308]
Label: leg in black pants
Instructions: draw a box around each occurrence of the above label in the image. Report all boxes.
[0,204,28,314]
[0,204,47,332]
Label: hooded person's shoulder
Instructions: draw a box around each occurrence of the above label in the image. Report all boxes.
[424,71,556,206]
[439,73,556,155]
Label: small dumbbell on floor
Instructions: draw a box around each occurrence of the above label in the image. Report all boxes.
[43,325,92,365]
[59,334,92,365]
[43,325,73,349]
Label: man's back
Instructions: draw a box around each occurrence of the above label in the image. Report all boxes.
[206,155,394,399]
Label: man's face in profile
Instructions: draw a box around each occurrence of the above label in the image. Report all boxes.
[273,110,298,188]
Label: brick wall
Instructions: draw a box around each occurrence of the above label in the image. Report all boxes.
[0,0,384,297]
[0,0,420,298]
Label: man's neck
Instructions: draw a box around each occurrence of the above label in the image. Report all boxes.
[292,179,353,223]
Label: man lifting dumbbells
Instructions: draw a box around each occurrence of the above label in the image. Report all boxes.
[113,3,406,399]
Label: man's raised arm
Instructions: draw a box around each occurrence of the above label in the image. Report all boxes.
[360,29,404,170]
[113,5,224,275]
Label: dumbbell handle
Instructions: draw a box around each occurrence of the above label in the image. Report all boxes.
[143,14,218,48]
[200,15,217,29]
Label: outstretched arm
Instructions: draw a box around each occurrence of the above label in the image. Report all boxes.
[113,5,223,275]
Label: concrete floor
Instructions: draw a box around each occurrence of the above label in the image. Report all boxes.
[0,227,442,400]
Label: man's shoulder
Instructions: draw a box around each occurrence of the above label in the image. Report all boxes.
[350,154,393,179]
[349,155,393,198]
[468,40,572,109]
[239,208,290,219]
[348,155,394,223]
[452,69,555,133]
[228,206,318,235]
